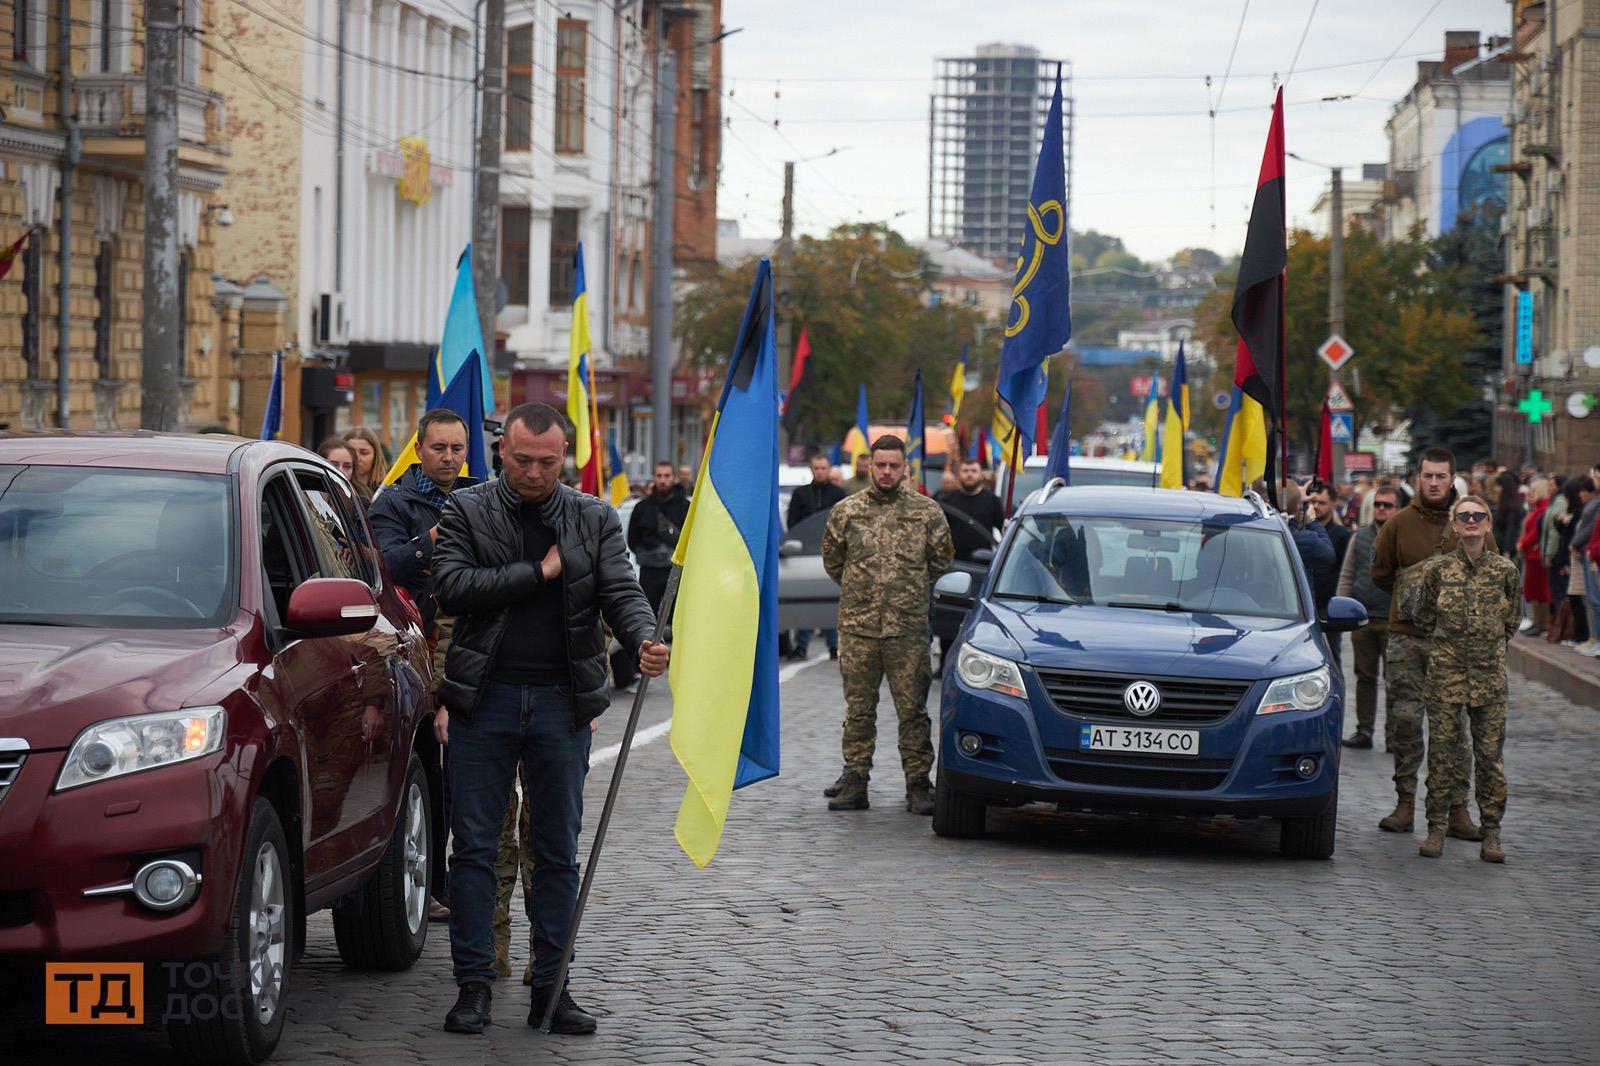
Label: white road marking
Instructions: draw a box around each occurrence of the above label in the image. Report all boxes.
[590,654,829,767]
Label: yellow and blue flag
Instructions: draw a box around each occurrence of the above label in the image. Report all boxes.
[991,394,1024,472]
[569,245,601,495]
[949,344,967,419]
[259,351,283,440]
[669,258,781,867]
[440,246,492,403]
[607,429,630,507]
[1161,342,1190,489]
[843,383,871,467]
[382,349,489,487]
[996,67,1072,453]
[1139,371,1161,462]
[905,369,925,492]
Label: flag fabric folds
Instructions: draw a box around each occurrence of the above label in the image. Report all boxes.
[1160,341,1190,489]
[1034,403,1050,457]
[260,351,284,440]
[781,326,811,436]
[1315,399,1333,482]
[440,246,493,402]
[991,399,1024,472]
[1044,380,1072,486]
[1139,373,1161,462]
[905,369,925,492]
[607,430,631,507]
[1217,88,1288,496]
[843,383,871,467]
[949,345,967,419]
[0,225,34,282]
[996,67,1072,454]
[382,350,490,487]
[569,245,601,496]
[669,259,781,868]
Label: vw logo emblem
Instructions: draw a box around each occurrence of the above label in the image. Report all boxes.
[1123,681,1162,717]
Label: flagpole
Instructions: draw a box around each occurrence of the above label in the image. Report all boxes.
[1003,427,1022,520]
[538,566,680,1034]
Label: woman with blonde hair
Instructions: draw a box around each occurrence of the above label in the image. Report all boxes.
[1517,475,1553,635]
[316,437,356,480]
[342,426,389,502]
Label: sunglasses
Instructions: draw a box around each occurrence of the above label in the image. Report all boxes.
[1372,501,1396,509]
[1455,512,1490,524]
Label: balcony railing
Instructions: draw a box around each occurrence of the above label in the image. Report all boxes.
[74,73,227,151]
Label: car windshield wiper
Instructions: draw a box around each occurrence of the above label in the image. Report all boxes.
[992,592,1075,605]
[1104,601,1187,612]
[0,616,86,627]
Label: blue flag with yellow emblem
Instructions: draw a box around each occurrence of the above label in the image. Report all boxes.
[996,67,1072,453]
[905,368,925,493]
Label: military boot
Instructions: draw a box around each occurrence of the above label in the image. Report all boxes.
[827,772,869,811]
[1417,826,1446,858]
[1480,829,1505,864]
[822,767,851,798]
[905,782,935,816]
[1447,804,1483,841]
[1378,799,1414,833]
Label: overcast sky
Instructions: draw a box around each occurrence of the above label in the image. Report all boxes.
[716,0,1510,263]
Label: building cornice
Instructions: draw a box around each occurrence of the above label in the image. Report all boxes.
[0,123,68,161]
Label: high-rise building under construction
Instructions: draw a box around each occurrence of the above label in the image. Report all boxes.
[928,44,1073,264]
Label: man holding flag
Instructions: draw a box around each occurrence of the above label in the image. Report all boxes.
[432,401,665,1037]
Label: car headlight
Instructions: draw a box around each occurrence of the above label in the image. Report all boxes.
[956,644,1026,698]
[1257,667,1331,715]
[56,708,227,791]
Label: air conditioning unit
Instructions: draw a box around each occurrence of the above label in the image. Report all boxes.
[315,292,348,346]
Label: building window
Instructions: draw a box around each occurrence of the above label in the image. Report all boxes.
[20,230,41,378]
[549,208,579,305]
[505,24,532,151]
[94,241,115,378]
[554,20,586,154]
[501,206,530,305]
[177,251,191,377]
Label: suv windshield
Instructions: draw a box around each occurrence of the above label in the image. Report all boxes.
[993,514,1304,621]
[0,465,235,628]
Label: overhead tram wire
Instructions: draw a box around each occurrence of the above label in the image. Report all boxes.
[1213,0,1251,115]
[1352,0,1446,98]
[723,93,868,221]
[1284,0,1320,87]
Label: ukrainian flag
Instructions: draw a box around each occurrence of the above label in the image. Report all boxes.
[991,395,1024,472]
[842,383,871,468]
[1139,372,1161,463]
[607,430,630,507]
[569,245,600,495]
[381,349,490,487]
[439,246,493,402]
[1215,386,1268,496]
[669,259,781,868]
[949,345,967,419]
[1160,342,1189,490]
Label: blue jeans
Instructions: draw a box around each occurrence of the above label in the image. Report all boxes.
[1584,557,1600,641]
[793,628,837,654]
[447,682,591,987]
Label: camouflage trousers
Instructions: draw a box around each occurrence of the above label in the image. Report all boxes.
[1385,632,1470,805]
[491,766,534,978]
[839,631,934,789]
[430,613,454,685]
[1424,700,1507,831]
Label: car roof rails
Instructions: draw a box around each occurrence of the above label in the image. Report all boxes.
[1244,488,1274,519]
[1040,477,1067,502]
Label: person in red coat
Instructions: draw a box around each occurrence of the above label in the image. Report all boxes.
[1518,477,1552,635]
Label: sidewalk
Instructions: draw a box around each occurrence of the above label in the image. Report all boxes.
[1509,633,1600,709]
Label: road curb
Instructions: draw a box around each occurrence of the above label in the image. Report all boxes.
[1509,635,1600,709]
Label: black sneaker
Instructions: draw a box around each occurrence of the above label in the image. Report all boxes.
[530,985,598,1035]
[828,647,838,660]
[444,980,493,1034]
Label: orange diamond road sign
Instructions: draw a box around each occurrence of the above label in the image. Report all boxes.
[1317,334,1354,372]
[1326,381,1354,412]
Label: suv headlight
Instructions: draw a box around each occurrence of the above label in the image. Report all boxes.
[56,708,227,791]
[1257,667,1331,715]
[956,645,1026,698]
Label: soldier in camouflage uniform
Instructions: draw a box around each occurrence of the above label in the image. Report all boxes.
[492,775,535,979]
[1412,495,1518,863]
[821,435,954,814]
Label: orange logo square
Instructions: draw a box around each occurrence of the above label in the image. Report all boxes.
[44,963,144,1024]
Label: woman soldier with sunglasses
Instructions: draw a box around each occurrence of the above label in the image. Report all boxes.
[1412,495,1521,863]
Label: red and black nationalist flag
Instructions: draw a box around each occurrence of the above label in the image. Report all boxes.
[1231,87,1288,475]
[780,326,811,436]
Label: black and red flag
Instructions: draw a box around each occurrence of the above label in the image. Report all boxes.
[1231,87,1288,486]
[780,326,811,436]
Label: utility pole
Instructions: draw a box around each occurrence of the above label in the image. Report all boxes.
[56,0,77,427]
[472,0,504,367]
[775,160,794,456]
[141,0,182,429]
[1327,166,1346,479]
[648,17,680,467]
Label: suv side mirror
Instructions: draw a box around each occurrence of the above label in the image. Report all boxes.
[933,570,976,608]
[1323,596,1368,633]
[286,578,380,637]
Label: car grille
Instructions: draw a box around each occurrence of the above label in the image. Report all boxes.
[1044,747,1232,792]
[1035,668,1253,724]
[0,751,23,812]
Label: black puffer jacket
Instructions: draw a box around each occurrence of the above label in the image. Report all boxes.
[432,478,656,728]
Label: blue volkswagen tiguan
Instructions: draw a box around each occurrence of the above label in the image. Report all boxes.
[931,484,1367,858]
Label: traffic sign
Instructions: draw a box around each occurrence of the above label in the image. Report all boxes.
[1325,381,1354,412]
[1329,412,1354,443]
[1213,391,1232,410]
[1318,334,1354,372]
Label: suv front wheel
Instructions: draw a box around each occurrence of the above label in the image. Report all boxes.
[932,769,987,839]
[1279,784,1338,859]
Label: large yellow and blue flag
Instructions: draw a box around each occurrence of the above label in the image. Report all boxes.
[381,349,490,487]
[569,244,601,495]
[1161,341,1190,489]
[1139,371,1161,462]
[996,67,1072,454]
[607,429,630,507]
[905,368,925,492]
[669,258,781,867]
[439,246,493,403]
[843,383,871,467]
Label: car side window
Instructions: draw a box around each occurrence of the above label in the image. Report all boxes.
[292,469,366,584]
[260,477,310,624]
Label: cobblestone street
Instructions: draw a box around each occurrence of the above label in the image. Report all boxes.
[10,653,1600,1064]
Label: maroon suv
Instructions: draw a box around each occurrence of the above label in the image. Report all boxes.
[0,433,443,1064]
